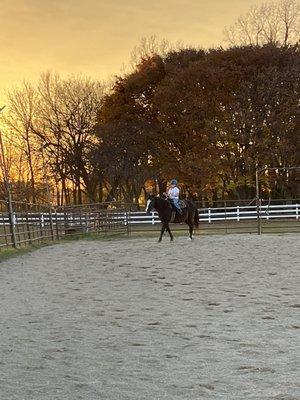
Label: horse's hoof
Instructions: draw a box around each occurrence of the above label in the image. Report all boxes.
[187,237,194,241]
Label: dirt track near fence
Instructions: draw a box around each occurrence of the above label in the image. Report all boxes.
[0,234,299,400]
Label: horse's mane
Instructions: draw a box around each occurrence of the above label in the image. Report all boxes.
[154,195,168,204]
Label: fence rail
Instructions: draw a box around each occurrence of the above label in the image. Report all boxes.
[0,201,128,250]
[0,201,299,250]
[127,203,299,225]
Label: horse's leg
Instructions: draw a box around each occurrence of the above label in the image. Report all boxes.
[186,215,194,240]
[188,222,194,240]
[166,223,174,241]
[158,223,166,242]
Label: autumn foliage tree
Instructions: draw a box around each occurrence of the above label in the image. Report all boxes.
[94,44,299,202]
[1,39,299,204]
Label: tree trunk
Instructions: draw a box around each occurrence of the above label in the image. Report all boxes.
[25,132,36,203]
[98,179,103,202]
[77,182,82,204]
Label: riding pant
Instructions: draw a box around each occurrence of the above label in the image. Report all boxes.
[171,198,181,212]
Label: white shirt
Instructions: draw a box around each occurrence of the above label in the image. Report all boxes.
[168,186,179,200]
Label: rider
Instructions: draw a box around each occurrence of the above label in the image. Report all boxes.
[167,179,182,214]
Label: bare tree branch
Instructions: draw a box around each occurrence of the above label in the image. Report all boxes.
[224,0,300,47]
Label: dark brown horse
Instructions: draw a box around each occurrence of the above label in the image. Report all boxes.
[146,195,199,242]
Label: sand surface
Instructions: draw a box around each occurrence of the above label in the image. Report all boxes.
[0,234,299,400]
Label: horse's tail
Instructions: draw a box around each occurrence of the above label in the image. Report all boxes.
[194,207,199,228]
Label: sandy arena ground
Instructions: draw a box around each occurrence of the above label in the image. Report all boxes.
[0,234,299,400]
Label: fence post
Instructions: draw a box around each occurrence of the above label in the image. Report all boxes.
[85,212,89,233]
[123,211,129,234]
[2,209,9,247]
[225,201,228,234]
[39,212,44,241]
[25,205,32,245]
[7,198,17,248]
[266,205,269,220]
[64,209,68,236]
[126,211,131,235]
[151,212,155,225]
[54,210,59,239]
[256,169,262,235]
[49,207,54,240]
[208,208,211,223]
[237,206,240,222]
[258,199,262,234]
[296,204,299,220]
[105,209,109,231]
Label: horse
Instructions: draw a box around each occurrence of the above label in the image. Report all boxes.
[146,195,199,242]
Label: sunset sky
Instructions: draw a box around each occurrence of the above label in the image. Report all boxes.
[0,0,260,101]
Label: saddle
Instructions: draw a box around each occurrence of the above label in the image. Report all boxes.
[178,200,187,209]
[167,199,187,209]
[168,199,187,221]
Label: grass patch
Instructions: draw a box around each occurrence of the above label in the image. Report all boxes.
[0,243,49,262]
[61,231,128,242]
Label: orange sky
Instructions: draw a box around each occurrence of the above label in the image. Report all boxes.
[0,0,259,102]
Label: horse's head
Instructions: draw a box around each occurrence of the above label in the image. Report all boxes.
[145,194,156,215]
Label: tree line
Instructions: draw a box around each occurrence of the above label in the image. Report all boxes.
[1,0,299,205]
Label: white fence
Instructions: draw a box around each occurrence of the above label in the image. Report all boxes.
[1,203,299,228]
[0,202,298,249]
[127,203,299,225]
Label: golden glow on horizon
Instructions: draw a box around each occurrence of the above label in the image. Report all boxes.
[0,0,259,101]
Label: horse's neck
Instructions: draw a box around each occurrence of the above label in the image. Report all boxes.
[155,198,167,208]
[155,198,171,215]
